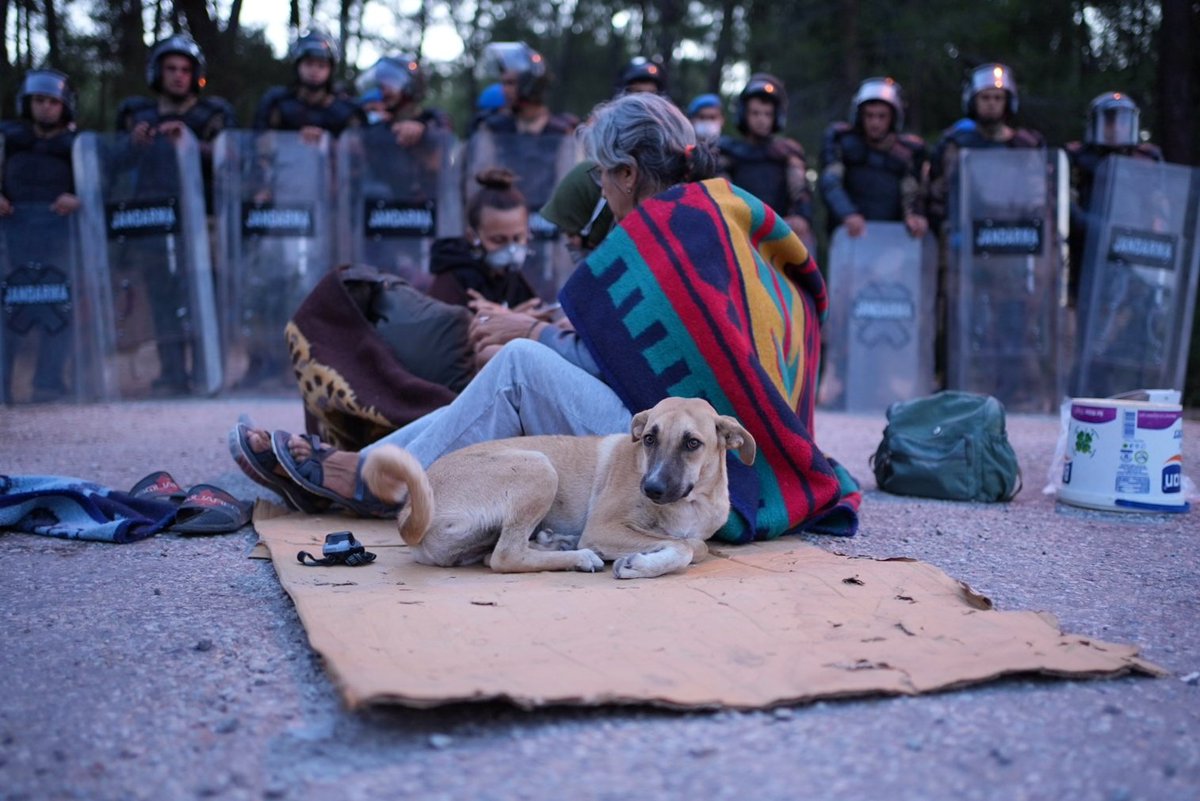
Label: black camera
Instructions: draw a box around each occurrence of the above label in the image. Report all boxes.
[323,530,364,557]
[297,530,376,567]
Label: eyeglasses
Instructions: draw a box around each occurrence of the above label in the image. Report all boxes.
[587,164,604,187]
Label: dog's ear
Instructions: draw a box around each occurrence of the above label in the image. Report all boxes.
[630,409,651,442]
[716,415,756,464]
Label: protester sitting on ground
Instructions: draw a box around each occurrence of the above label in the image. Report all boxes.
[426,168,539,309]
[232,92,860,543]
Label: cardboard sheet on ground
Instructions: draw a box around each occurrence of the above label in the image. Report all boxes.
[253,505,1164,709]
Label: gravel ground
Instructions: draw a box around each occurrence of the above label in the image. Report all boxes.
[1,397,1197,801]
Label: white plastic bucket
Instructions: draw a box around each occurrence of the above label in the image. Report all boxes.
[1059,397,1188,513]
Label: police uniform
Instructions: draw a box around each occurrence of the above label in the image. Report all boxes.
[718,134,813,227]
[253,87,364,135]
[819,121,926,231]
[1,120,76,399]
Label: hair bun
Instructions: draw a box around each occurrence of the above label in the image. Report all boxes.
[475,167,518,191]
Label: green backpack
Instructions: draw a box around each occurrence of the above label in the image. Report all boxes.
[871,391,1022,502]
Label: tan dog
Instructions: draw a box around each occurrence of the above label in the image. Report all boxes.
[361,397,756,579]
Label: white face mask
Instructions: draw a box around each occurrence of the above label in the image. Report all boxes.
[483,243,528,272]
[366,110,387,125]
[693,120,721,141]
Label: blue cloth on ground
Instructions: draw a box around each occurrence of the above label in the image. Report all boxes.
[0,475,177,543]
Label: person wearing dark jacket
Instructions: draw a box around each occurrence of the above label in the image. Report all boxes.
[427,168,538,309]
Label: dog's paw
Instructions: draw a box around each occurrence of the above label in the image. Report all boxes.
[572,549,604,572]
[613,546,682,580]
[531,528,582,552]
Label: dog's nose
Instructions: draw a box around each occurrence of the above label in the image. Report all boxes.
[641,478,666,502]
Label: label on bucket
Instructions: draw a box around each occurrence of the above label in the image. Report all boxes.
[1138,410,1182,430]
[1072,405,1117,424]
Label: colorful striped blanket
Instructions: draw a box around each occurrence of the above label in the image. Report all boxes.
[560,178,860,543]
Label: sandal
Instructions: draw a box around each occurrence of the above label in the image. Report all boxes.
[169,484,253,534]
[129,471,188,505]
[270,430,395,518]
[228,420,331,514]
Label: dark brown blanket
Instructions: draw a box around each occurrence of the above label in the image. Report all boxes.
[285,265,463,450]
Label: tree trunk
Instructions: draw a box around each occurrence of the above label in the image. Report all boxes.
[839,0,860,97]
[176,0,222,63]
[43,0,62,68]
[1157,0,1196,164]
[226,0,244,46]
[708,0,737,93]
[289,0,300,33]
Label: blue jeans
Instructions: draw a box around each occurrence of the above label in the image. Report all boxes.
[361,339,632,470]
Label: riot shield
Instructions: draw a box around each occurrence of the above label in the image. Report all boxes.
[946,148,1068,412]
[336,125,460,291]
[73,129,220,398]
[214,130,335,392]
[1073,156,1200,398]
[461,130,582,300]
[0,203,102,404]
[819,223,936,412]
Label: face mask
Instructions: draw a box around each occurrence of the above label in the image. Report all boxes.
[366,110,387,125]
[694,120,721,141]
[483,243,528,272]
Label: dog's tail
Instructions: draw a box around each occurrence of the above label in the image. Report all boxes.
[361,445,433,546]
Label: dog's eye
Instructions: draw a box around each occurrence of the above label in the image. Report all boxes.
[684,437,702,451]
[642,434,657,447]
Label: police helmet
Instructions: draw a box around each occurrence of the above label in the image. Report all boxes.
[617,56,667,94]
[355,55,425,105]
[480,42,548,103]
[962,62,1018,117]
[290,28,339,71]
[17,69,76,123]
[1086,91,1140,148]
[146,34,206,93]
[851,76,904,131]
[736,73,787,134]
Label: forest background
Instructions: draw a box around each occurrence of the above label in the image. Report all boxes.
[3,0,1199,402]
[2,0,1196,164]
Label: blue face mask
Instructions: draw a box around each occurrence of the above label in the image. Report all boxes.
[483,243,528,272]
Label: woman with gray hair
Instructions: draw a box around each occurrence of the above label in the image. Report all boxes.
[239,92,860,543]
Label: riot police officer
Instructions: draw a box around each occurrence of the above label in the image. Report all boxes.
[355,54,449,147]
[927,62,1044,226]
[116,34,236,165]
[0,69,79,401]
[254,28,363,139]
[478,42,578,136]
[1064,91,1163,302]
[115,35,233,393]
[616,56,667,96]
[718,73,814,247]
[819,77,928,239]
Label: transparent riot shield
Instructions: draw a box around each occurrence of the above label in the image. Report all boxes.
[946,148,1068,412]
[214,130,334,392]
[336,125,460,291]
[819,223,936,412]
[0,203,103,404]
[73,129,220,398]
[1073,156,1200,398]
[461,131,582,300]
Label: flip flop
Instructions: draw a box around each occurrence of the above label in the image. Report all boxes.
[129,471,188,505]
[228,420,331,515]
[270,430,395,518]
[169,484,253,534]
